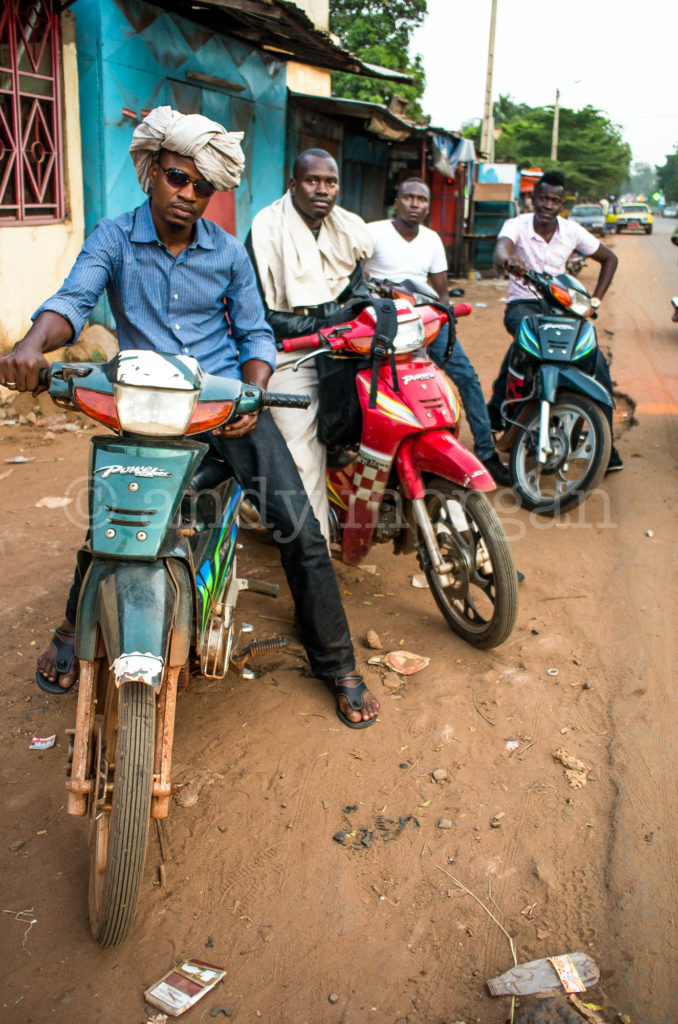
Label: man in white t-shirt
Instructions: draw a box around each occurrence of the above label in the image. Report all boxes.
[364,178,510,485]
[488,170,622,471]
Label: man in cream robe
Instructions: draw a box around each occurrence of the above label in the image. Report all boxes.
[249,150,373,541]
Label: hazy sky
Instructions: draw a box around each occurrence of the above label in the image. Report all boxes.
[411,0,678,168]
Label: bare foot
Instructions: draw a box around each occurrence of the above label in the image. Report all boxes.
[36,618,77,689]
[334,674,380,726]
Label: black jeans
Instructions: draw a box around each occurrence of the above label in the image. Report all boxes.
[487,300,615,431]
[65,411,355,682]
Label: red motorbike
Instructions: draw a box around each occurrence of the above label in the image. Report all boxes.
[283,292,518,648]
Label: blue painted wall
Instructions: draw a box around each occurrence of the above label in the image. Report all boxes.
[72,0,288,324]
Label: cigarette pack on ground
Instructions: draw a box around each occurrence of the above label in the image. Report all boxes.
[29,734,56,750]
[144,959,226,1016]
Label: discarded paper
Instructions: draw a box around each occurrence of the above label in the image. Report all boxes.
[382,651,430,675]
[552,748,592,788]
[30,734,56,750]
[145,959,226,1017]
[35,496,73,509]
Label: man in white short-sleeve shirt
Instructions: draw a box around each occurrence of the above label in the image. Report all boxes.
[363,178,511,486]
[487,170,622,472]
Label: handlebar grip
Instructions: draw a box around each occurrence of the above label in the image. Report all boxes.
[38,368,52,388]
[261,391,311,410]
[281,334,321,353]
[453,303,473,317]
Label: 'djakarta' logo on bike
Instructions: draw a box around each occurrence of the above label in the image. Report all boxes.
[94,464,173,480]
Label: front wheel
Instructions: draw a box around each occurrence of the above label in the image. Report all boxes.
[418,480,518,648]
[89,679,154,946]
[510,393,611,515]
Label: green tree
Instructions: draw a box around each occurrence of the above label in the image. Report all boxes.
[656,148,678,202]
[329,0,427,120]
[491,104,631,198]
[624,162,657,198]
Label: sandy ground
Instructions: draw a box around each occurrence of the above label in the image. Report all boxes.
[0,219,676,1024]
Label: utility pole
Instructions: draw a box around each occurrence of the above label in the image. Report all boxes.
[551,87,560,161]
[479,0,497,162]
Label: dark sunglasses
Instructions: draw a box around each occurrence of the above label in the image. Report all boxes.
[158,165,216,199]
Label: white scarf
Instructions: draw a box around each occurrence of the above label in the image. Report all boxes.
[251,192,373,310]
[129,106,245,192]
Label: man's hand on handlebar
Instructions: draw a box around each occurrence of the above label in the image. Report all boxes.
[0,342,51,395]
[503,258,528,278]
[213,412,259,439]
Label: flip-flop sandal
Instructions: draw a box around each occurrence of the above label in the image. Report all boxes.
[334,675,377,729]
[35,628,77,695]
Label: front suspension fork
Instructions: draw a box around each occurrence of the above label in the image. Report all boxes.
[537,399,553,464]
[411,497,452,587]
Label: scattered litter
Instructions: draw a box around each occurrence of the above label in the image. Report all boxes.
[552,748,592,788]
[10,841,25,853]
[145,959,226,1017]
[646,529,654,538]
[450,287,465,297]
[146,1013,169,1024]
[209,1008,232,1019]
[506,740,520,752]
[367,655,382,665]
[432,768,447,781]
[474,302,487,308]
[333,812,419,849]
[382,650,430,675]
[487,951,599,996]
[364,629,382,649]
[498,296,508,302]
[328,994,339,1004]
[410,572,430,589]
[5,455,35,463]
[2,907,37,948]
[29,734,56,750]
[547,668,559,676]
[437,818,452,829]
[0,468,13,481]
[35,496,73,509]
[359,564,377,574]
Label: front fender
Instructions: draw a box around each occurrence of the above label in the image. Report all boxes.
[539,364,615,408]
[396,431,495,499]
[75,558,192,690]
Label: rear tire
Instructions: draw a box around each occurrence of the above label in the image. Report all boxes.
[89,681,154,946]
[510,393,611,515]
[419,480,518,648]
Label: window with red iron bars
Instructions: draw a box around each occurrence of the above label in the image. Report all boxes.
[0,0,64,223]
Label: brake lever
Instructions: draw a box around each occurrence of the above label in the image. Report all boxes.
[292,347,333,371]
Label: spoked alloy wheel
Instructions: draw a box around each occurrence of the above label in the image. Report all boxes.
[419,479,518,648]
[510,393,611,515]
[88,675,154,946]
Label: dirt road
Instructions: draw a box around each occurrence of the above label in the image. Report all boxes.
[0,220,676,1024]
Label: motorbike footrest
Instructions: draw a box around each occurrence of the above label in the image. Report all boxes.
[240,577,280,598]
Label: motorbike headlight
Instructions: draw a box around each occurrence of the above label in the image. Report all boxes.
[113,384,199,435]
[112,350,202,435]
[568,289,592,317]
[393,316,426,353]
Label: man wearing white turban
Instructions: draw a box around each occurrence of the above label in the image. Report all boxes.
[0,108,379,729]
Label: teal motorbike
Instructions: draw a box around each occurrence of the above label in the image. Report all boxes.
[41,350,309,946]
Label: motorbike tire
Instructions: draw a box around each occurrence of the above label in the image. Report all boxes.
[418,479,518,649]
[509,392,611,515]
[89,680,154,946]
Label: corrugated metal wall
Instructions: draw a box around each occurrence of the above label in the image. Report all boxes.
[73,0,288,323]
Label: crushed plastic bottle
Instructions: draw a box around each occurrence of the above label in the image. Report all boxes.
[487,952,599,996]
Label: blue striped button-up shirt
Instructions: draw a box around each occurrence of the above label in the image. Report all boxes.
[34,199,276,379]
